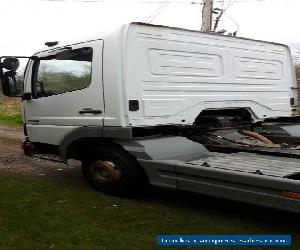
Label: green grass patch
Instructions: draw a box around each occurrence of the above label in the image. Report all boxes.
[0,173,299,250]
[0,114,22,127]
[0,94,22,127]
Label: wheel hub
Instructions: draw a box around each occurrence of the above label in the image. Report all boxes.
[90,160,121,184]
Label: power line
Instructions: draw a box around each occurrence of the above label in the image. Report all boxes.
[144,1,171,23]
[213,0,234,32]
[38,0,275,3]
[222,11,240,33]
[220,0,225,8]
[140,0,274,3]
[40,0,105,2]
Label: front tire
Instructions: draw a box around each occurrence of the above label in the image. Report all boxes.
[81,146,148,196]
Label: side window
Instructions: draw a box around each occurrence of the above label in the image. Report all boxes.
[32,47,93,98]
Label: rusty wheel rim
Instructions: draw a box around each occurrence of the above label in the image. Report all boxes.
[90,160,121,184]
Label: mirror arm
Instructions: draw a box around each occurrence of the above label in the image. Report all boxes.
[0,63,4,82]
[22,93,32,101]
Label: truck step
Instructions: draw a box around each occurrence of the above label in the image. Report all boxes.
[31,153,65,163]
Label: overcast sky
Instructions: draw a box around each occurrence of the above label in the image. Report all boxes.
[0,0,299,56]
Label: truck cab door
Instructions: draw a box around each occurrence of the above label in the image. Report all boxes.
[23,40,104,145]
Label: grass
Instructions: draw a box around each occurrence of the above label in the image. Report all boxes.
[0,114,22,127]
[0,94,22,127]
[0,173,299,250]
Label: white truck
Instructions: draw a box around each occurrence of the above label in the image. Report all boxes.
[1,22,300,212]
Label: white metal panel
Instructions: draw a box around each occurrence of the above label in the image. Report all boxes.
[233,56,282,80]
[23,40,104,145]
[102,25,128,127]
[26,125,80,145]
[148,49,223,77]
[124,23,296,127]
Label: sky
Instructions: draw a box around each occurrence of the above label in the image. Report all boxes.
[0,0,299,57]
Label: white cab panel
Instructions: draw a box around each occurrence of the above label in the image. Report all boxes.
[21,23,297,134]
[23,40,104,145]
[123,23,296,126]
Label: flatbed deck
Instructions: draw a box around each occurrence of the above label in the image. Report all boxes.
[188,152,300,178]
[132,135,300,213]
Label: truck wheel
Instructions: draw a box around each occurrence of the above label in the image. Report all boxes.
[81,146,147,196]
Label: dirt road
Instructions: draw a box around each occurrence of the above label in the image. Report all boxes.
[0,124,84,184]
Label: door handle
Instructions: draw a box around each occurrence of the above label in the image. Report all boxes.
[78,108,102,114]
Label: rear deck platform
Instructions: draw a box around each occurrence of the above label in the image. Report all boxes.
[188,152,300,178]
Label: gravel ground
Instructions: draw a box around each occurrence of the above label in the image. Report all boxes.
[0,124,85,185]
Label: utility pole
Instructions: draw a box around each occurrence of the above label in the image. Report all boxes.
[201,0,213,32]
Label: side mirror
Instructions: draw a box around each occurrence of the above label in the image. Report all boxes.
[1,70,22,97]
[0,57,22,97]
[2,57,20,71]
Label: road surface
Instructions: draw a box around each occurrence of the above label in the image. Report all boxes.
[0,124,83,184]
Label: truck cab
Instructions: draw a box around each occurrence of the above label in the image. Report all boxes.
[1,23,300,213]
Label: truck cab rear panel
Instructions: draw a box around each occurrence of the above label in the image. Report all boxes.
[123,23,297,127]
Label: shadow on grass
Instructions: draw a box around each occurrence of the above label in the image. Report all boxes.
[0,172,299,250]
[137,187,300,249]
